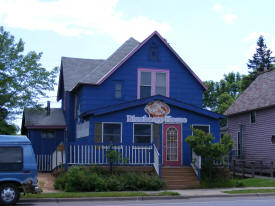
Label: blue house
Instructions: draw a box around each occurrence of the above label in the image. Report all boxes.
[21,31,223,188]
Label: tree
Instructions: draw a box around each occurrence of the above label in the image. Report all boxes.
[242,35,275,91]
[203,72,241,115]
[186,128,233,181]
[0,26,58,133]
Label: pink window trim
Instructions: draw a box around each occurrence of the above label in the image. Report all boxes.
[137,68,170,99]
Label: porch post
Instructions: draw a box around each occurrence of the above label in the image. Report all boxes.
[159,124,162,178]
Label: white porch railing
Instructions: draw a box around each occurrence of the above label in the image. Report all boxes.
[36,154,52,172]
[36,144,161,173]
[68,144,153,165]
[36,150,66,172]
[153,144,160,175]
[191,150,201,176]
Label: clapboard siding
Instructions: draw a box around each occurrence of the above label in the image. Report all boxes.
[76,103,221,166]
[78,35,203,114]
[228,106,275,162]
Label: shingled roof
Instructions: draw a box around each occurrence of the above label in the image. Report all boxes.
[57,31,208,100]
[225,70,275,116]
[22,108,66,128]
[59,37,140,94]
[61,57,105,92]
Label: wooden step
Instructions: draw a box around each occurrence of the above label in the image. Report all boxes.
[161,166,200,189]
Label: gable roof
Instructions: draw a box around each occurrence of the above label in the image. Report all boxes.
[22,108,66,129]
[81,95,224,120]
[225,70,275,116]
[58,57,105,98]
[57,31,207,100]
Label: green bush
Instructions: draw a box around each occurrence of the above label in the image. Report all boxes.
[54,166,164,192]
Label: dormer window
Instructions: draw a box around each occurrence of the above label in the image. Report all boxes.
[138,68,169,99]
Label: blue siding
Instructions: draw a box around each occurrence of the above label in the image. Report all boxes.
[78,35,203,114]
[75,103,219,166]
[64,91,76,142]
[28,129,65,154]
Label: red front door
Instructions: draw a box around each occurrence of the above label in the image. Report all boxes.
[163,124,182,166]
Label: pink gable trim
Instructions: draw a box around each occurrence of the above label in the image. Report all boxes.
[97,31,207,91]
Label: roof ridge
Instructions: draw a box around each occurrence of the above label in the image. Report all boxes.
[61,56,105,61]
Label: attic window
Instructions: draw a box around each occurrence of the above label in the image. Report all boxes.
[41,130,56,138]
[149,43,158,61]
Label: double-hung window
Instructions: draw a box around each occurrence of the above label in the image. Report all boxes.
[138,69,169,99]
[134,124,152,144]
[103,123,122,144]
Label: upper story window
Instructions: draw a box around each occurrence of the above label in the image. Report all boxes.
[138,69,169,99]
[250,111,256,123]
[114,81,123,99]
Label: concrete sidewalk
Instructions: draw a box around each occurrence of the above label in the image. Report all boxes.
[171,187,275,197]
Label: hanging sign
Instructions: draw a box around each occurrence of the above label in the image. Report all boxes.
[126,101,187,124]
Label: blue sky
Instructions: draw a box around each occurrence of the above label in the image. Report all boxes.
[1,0,275,118]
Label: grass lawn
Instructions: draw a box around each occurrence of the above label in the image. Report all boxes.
[23,191,180,199]
[201,177,275,188]
[224,188,275,194]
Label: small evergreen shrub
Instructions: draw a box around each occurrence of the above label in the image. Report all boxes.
[54,166,164,192]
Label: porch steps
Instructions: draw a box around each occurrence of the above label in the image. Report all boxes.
[161,167,200,189]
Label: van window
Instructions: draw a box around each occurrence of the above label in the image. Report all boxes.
[0,147,23,171]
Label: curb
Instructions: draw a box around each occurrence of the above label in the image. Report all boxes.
[20,193,275,203]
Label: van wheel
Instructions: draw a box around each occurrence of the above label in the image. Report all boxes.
[0,183,20,205]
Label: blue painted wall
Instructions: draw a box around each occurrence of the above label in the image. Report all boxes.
[64,91,76,142]
[75,102,220,166]
[28,129,65,155]
[74,35,204,116]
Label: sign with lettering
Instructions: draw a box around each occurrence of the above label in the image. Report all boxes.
[126,101,187,124]
[127,115,187,124]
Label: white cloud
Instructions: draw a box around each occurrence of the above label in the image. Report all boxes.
[212,3,224,12]
[212,3,238,24]
[223,14,238,24]
[243,32,271,41]
[0,0,171,42]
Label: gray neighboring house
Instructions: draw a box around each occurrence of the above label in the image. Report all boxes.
[224,70,275,161]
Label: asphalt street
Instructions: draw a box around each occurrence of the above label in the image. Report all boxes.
[18,196,275,206]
